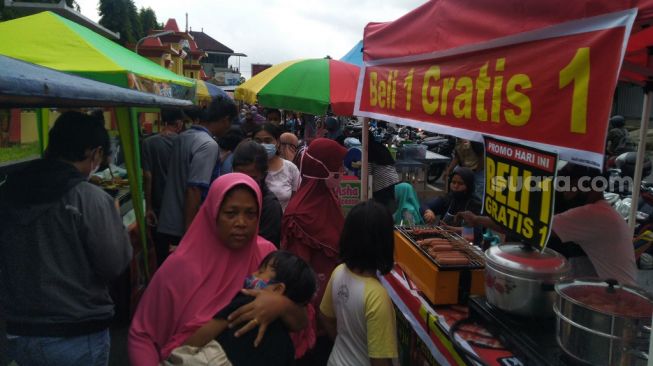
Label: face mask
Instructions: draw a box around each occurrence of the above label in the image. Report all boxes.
[300,152,342,190]
[451,190,467,200]
[261,143,277,159]
[87,164,100,181]
[244,274,277,290]
[88,149,101,180]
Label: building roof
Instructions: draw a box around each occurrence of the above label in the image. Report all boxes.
[189,31,234,53]
[164,18,180,32]
[142,37,163,47]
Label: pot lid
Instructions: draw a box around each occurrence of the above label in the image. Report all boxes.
[555,278,653,318]
[485,243,570,277]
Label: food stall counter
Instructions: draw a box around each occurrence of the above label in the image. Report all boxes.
[383,266,519,366]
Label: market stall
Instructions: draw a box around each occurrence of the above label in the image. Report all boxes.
[0,11,194,99]
[0,55,192,315]
[352,0,653,364]
[0,11,200,281]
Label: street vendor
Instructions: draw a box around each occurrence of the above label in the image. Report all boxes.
[421,166,483,245]
[458,163,637,286]
[443,138,485,200]
[423,166,481,226]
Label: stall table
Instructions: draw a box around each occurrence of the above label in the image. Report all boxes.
[383,266,519,366]
[387,226,582,366]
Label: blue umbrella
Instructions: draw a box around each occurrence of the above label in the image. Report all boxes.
[340,40,363,67]
[204,80,229,98]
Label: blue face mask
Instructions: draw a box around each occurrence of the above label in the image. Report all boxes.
[244,274,277,290]
[261,143,277,159]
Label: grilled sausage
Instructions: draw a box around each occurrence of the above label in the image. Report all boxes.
[437,257,471,265]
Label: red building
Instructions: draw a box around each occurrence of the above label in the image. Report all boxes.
[251,63,272,77]
[135,19,207,80]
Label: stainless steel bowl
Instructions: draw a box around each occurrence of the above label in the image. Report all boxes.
[554,278,653,366]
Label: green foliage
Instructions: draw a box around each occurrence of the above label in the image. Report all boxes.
[0,0,78,21]
[99,0,141,45]
[139,7,158,38]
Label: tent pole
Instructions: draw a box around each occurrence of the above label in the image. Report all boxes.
[36,108,50,156]
[116,107,150,280]
[629,87,653,233]
[361,117,369,200]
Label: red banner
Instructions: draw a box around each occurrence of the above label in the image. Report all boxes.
[356,10,637,169]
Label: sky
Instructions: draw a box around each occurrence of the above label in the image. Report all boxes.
[74,0,427,78]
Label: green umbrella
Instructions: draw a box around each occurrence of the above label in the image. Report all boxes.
[0,11,194,99]
[235,58,360,115]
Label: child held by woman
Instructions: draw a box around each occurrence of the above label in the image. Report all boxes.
[182,250,317,366]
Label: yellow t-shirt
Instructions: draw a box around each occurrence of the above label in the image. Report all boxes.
[320,264,398,366]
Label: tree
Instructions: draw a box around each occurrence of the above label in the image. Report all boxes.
[139,7,159,38]
[1,0,79,21]
[98,0,140,45]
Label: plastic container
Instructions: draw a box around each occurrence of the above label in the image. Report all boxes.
[461,220,474,243]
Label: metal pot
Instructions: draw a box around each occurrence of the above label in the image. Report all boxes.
[554,278,653,366]
[484,243,570,317]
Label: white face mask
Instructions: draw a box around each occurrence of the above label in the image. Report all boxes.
[88,148,101,180]
[300,152,342,190]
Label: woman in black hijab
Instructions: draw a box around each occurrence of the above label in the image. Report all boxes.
[422,166,481,226]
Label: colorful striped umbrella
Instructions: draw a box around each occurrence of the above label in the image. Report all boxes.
[194,79,231,105]
[235,58,360,116]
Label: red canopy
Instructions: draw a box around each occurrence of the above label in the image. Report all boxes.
[356,0,653,168]
[363,0,653,84]
[364,0,653,62]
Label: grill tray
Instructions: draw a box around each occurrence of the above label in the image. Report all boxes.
[396,225,485,271]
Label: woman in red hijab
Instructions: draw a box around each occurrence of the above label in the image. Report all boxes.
[282,138,348,357]
[128,173,306,366]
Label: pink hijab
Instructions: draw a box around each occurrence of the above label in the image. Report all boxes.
[128,173,276,365]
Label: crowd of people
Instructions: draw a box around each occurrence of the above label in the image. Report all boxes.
[0,97,403,366]
[0,94,640,366]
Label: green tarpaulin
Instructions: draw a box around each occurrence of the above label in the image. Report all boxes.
[0,11,193,98]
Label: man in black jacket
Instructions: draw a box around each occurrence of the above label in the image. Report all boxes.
[0,111,132,366]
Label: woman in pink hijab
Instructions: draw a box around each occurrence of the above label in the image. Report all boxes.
[128,173,305,365]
